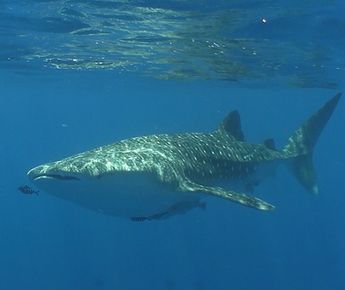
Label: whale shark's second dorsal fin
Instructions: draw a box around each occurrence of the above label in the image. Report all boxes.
[263,138,277,150]
[218,110,245,141]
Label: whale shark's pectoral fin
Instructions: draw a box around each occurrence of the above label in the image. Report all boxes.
[180,180,275,211]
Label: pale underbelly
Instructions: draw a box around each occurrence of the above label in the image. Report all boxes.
[33,172,201,218]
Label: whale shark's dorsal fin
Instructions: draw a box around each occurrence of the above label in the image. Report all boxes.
[218,110,245,141]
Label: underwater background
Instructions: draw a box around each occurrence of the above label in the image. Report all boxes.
[1,0,345,289]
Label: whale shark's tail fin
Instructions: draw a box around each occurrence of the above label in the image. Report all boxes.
[283,93,341,194]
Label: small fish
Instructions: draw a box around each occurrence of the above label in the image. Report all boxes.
[18,185,39,195]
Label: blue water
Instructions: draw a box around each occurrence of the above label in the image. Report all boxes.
[1,1,345,290]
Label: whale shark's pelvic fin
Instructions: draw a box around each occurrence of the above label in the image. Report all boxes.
[131,200,207,221]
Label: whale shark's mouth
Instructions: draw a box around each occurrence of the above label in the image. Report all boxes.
[32,174,80,181]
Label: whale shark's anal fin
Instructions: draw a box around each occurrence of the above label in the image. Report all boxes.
[180,179,275,211]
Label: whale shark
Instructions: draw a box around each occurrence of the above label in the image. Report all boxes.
[28,94,340,220]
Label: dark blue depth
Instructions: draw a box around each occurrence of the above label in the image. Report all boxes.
[0,1,345,290]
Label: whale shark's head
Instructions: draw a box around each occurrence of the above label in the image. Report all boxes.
[27,151,106,187]
[26,153,179,218]
[28,163,82,182]
[28,149,117,181]
[28,158,99,183]
[27,156,103,204]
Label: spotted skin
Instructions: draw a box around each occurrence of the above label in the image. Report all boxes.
[28,131,285,212]
[27,94,341,219]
